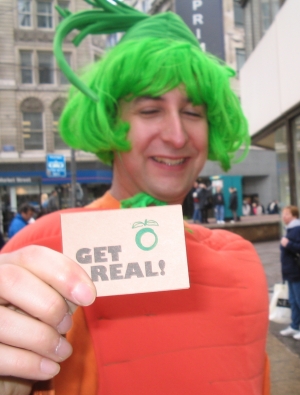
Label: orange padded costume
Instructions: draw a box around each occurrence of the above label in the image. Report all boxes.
[2,192,270,395]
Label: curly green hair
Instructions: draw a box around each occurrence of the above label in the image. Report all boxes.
[55,1,249,171]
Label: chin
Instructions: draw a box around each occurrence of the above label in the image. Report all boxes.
[149,188,187,205]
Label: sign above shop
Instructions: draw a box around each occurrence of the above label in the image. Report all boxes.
[175,0,225,60]
[0,176,41,186]
[46,154,66,178]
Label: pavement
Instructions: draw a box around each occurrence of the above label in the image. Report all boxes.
[253,240,300,395]
[190,215,300,394]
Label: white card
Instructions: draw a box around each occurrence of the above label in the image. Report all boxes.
[61,205,190,297]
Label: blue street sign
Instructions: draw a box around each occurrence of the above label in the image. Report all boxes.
[46,154,66,177]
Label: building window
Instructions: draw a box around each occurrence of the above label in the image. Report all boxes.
[38,51,54,83]
[106,33,118,48]
[53,113,69,149]
[18,0,32,27]
[57,0,69,22]
[236,48,246,75]
[59,52,71,84]
[261,0,281,35]
[261,0,271,34]
[21,98,44,150]
[51,98,68,150]
[20,51,33,83]
[22,112,44,150]
[271,0,281,19]
[234,0,244,27]
[19,50,70,86]
[37,1,53,28]
[292,115,300,208]
[275,125,289,207]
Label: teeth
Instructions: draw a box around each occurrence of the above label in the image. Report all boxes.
[153,157,185,166]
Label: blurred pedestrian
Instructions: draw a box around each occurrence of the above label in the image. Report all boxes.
[279,205,300,339]
[8,203,34,238]
[213,186,225,224]
[229,187,238,222]
[198,183,209,224]
[192,181,201,223]
[242,199,251,216]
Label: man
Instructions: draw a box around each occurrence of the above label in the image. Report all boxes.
[8,203,34,238]
[198,183,209,224]
[229,187,238,222]
[279,205,300,339]
[0,1,270,394]
[192,181,201,223]
[213,186,225,224]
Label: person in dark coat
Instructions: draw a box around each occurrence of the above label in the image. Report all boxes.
[229,187,238,222]
[198,183,209,224]
[191,181,201,223]
[213,186,225,224]
[279,205,300,339]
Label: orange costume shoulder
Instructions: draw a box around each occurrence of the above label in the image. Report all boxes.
[2,192,270,395]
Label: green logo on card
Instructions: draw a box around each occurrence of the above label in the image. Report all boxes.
[132,220,158,251]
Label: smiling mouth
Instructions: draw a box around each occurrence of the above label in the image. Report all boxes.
[152,157,187,166]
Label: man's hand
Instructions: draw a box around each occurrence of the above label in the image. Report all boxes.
[0,245,96,395]
[281,237,289,247]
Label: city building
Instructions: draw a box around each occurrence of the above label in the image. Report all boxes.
[0,0,113,232]
[150,0,278,214]
[239,0,299,207]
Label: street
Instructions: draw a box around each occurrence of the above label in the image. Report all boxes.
[253,240,300,395]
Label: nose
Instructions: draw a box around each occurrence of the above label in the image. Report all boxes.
[161,111,188,148]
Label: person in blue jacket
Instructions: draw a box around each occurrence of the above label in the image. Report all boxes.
[279,205,300,339]
[8,203,34,238]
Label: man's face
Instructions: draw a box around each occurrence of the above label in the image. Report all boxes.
[111,87,208,204]
[282,208,295,225]
[22,209,33,221]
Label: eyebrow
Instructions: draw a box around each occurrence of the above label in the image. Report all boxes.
[133,95,192,104]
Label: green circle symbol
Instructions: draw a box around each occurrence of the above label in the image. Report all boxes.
[135,227,158,251]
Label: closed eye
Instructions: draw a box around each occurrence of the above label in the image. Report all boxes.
[139,108,160,116]
[184,111,202,117]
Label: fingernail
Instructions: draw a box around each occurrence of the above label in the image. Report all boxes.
[55,337,72,360]
[40,358,60,376]
[71,282,96,306]
[57,313,73,334]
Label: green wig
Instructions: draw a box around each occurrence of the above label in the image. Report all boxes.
[54,0,249,171]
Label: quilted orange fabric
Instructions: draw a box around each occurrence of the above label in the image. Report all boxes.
[2,192,270,395]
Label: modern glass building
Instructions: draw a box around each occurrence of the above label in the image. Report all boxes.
[240,0,300,207]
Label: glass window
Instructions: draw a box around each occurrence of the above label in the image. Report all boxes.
[59,53,71,84]
[271,0,280,18]
[234,0,244,27]
[22,112,44,150]
[53,113,68,149]
[106,33,118,48]
[37,1,53,28]
[292,115,300,208]
[236,48,246,76]
[18,0,32,27]
[20,51,33,83]
[57,1,69,22]
[38,52,54,83]
[261,0,271,34]
[275,125,290,207]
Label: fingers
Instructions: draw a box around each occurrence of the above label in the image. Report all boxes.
[0,245,96,384]
[0,264,71,330]
[0,306,72,363]
[0,343,60,381]
[0,245,96,306]
[0,377,33,395]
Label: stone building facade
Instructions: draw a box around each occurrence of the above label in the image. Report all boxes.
[0,0,110,222]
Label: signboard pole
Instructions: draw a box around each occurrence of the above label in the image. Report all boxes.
[70,149,76,208]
